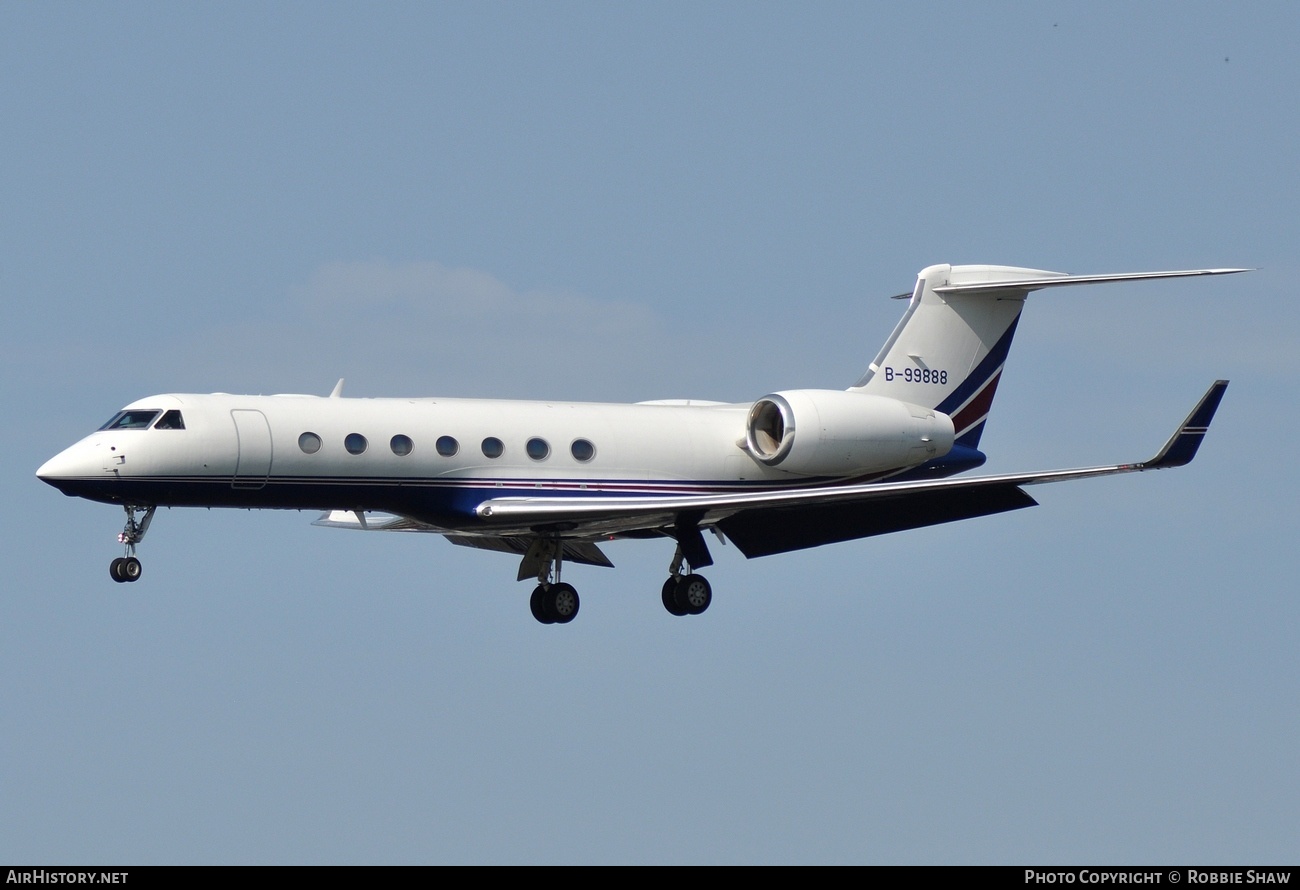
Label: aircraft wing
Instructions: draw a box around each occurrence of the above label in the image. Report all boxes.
[473,380,1229,558]
[312,510,440,532]
[310,510,616,568]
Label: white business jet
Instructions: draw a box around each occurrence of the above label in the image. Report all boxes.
[38,263,1242,624]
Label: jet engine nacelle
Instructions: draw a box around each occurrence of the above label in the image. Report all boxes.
[744,389,955,477]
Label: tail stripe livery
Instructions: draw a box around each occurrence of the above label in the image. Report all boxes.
[934,315,1021,447]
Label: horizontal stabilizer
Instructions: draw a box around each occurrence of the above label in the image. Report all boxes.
[932,267,1250,296]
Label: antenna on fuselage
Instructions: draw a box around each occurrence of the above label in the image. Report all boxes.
[329,378,345,398]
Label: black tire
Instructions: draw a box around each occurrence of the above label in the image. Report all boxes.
[530,585,554,624]
[662,577,688,616]
[674,574,712,615]
[121,556,142,582]
[110,558,127,583]
[545,582,580,624]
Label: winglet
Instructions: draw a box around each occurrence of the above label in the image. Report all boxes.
[1142,380,1229,469]
[329,378,345,398]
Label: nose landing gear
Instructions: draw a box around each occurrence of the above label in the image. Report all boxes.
[109,556,141,582]
[109,505,155,583]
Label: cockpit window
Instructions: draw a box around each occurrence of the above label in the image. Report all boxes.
[98,410,161,431]
[154,410,185,430]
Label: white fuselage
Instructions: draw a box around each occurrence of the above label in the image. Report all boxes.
[83,392,757,486]
[40,391,950,535]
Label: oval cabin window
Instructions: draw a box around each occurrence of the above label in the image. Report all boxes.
[526,437,550,461]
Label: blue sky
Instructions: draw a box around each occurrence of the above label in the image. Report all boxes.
[3,2,1297,864]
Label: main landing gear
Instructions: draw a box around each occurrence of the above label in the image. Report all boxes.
[109,505,155,583]
[527,539,580,625]
[530,581,579,624]
[660,545,712,618]
[523,533,715,624]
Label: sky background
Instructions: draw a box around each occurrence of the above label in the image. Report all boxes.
[3,2,1297,865]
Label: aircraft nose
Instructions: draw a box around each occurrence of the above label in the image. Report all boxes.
[37,443,96,487]
[37,450,71,482]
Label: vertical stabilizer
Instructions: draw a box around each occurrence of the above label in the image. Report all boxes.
[851,264,1069,447]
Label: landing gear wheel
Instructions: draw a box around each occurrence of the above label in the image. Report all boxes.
[545,582,580,624]
[662,577,688,616]
[530,585,555,624]
[110,506,154,585]
[674,574,711,615]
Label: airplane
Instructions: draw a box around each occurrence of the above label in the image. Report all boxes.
[37,263,1243,624]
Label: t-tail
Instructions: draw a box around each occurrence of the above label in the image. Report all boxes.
[851,264,1249,476]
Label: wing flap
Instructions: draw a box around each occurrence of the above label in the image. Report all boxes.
[718,484,1038,558]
